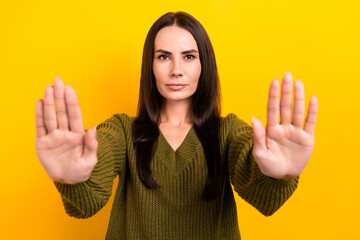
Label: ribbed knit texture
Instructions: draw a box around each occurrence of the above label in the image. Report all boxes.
[54,113,298,239]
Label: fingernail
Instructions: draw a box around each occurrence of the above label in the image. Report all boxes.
[92,126,97,137]
[251,117,256,124]
[46,85,53,92]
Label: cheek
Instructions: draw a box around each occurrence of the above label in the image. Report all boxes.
[190,62,202,84]
[152,63,160,80]
[193,59,201,75]
[153,62,168,83]
[153,64,165,95]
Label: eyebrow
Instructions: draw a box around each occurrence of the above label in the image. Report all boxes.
[154,49,199,54]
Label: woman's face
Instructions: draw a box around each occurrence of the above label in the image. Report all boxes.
[153,26,201,103]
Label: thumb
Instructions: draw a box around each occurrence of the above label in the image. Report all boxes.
[251,117,266,159]
[83,126,98,162]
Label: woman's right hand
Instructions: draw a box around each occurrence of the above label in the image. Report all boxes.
[35,77,98,184]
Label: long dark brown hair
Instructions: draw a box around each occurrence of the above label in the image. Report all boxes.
[133,11,223,199]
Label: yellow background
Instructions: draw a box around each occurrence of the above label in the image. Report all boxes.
[1,0,359,239]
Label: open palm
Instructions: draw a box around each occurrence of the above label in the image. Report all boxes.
[35,77,98,184]
[251,72,318,179]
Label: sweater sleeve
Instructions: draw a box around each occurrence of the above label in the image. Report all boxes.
[226,113,299,216]
[54,114,128,219]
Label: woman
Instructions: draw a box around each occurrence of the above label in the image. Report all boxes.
[35,11,318,239]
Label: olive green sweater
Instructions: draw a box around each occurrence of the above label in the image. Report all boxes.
[54,113,298,239]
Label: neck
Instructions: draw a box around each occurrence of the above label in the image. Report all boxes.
[160,98,193,126]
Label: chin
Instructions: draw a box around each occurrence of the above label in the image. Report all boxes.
[161,93,193,102]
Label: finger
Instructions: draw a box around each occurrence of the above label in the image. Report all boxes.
[292,80,305,128]
[251,116,267,158]
[304,96,319,134]
[43,85,58,132]
[83,127,98,165]
[35,99,47,137]
[54,77,69,130]
[65,85,84,133]
[280,72,293,125]
[267,79,280,127]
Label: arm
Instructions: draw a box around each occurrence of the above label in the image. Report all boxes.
[54,116,127,218]
[227,114,298,216]
[35,77,126,219]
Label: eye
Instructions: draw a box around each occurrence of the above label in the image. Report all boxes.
[184,55,195,60]
[158,55,170,60]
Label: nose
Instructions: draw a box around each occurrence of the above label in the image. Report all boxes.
[171,58,183,77]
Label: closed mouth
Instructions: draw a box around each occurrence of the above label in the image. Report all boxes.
[166,83,187,86]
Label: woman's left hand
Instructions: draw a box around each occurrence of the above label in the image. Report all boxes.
[251,72,318,179]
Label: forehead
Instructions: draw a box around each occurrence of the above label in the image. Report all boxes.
[154,26,198,51]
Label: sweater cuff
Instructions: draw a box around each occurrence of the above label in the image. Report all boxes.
[53,180,103,218]
[239,155,299,216]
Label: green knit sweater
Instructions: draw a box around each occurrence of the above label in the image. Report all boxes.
[54,113,298,239]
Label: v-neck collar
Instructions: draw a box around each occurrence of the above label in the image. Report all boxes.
[158,125,194,153]
[153,126,201,176]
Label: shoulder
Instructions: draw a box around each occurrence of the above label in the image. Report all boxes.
[96,113,135,134]
[220,113,252,133]
[111,113,135,126]
[219,113,253,144]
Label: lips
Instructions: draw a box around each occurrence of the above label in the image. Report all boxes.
[166,83,187,90]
